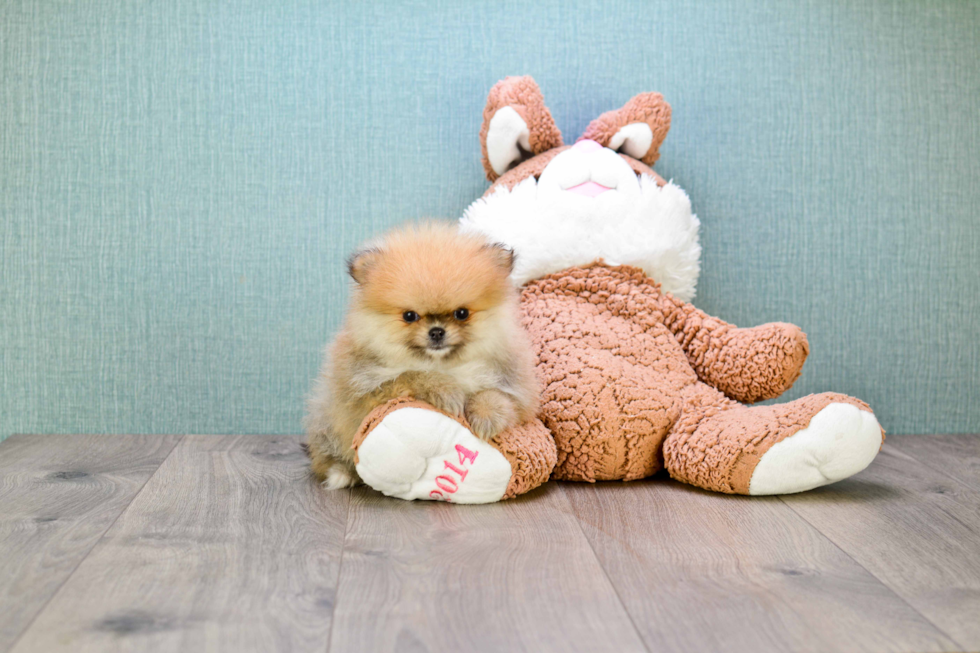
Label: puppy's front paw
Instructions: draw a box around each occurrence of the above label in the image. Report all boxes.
[426,388,466,417]
[465,390,518,441]
[466,411,507,441]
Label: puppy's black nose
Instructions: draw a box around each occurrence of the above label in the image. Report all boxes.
[428,327,445,342]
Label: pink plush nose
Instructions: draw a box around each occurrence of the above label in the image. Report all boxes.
[573,139,603,154]
[565,139,612,197]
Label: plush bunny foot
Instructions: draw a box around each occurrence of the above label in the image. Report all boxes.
[748,402,882,495]
[664,390,884,495]
[355,403,511,503]
[352,398,557,503]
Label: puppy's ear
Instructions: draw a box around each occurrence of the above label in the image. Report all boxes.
[480,76,563,182]
[483,243,515,274]
[347,248,381,284]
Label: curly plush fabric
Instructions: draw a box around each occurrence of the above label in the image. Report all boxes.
[480,76,563,182]
[664,392,874,494]
[520,262,880,490]
[658,295,811,403]
[491,419,558,499]
[580,92,672,166]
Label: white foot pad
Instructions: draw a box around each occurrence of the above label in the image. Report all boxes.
[355,407,512,503]
[749,403,883,495]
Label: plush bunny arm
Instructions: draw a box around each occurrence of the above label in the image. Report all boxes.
[522,263,807,404]
[658,294,810,403]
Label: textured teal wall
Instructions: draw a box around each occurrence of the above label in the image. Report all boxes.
[2,0,978,441]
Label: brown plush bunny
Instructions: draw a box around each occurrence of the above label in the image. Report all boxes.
[348,76,883,503]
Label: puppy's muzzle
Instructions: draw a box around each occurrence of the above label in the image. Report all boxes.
[428,327,446,345]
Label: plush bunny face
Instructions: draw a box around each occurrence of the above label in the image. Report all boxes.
[459,76,702,302]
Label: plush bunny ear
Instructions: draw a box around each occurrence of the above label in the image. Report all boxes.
[480,76,563,182]
[580,92,672,166]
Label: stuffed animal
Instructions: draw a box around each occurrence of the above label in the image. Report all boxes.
[350,76,884,503]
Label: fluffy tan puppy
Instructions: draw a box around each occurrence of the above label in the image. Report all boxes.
[303,221,539,489]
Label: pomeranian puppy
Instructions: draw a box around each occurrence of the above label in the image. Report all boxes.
[303,221,539,490]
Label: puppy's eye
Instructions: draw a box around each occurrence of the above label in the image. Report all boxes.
[453,308,469,321]
[402,311,419,323]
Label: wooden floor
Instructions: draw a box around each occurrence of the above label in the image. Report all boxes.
[0,434,977,653]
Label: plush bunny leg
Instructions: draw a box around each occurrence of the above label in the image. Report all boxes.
[352,397,555,503]
[539,341,679,483]
[664,388,884,495]
[524,268,691,482]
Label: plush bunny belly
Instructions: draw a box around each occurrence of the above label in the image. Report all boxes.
[520,264,703,481]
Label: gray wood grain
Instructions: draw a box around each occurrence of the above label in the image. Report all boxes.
[781,441,980,649]
[0,434,180,652]
[562,478,957,653]
[10,435,347,653]
[6,434,979,653]
[887,433,980,492]
[329,484,647,653]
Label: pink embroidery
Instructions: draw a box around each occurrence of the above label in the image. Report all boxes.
[443,460,469,481]
[429,444,481,502]
[456,444,478,465]
[435,475,458,493]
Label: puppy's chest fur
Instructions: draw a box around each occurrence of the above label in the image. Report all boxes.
[350,357,510,398]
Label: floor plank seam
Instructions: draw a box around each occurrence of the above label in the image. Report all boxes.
[776,495,969,652]
[323,486,353,653]
[559,484,652,653]
[5,434,187,653]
